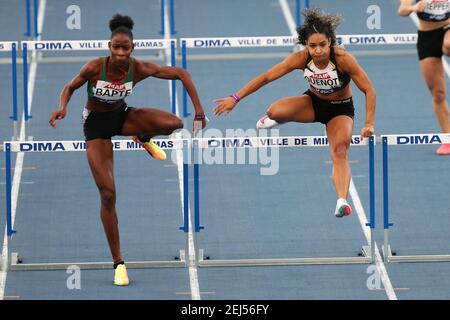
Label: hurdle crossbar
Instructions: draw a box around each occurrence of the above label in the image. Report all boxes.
[198,256,372,267]
[180,33,416,116]
[9,252,186,271]
[3,139,189,271]
[381,133,450,263]
[191,134,376,267]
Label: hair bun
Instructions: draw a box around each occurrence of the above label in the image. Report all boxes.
[109,14,134,32]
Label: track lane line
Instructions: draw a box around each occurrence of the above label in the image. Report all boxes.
[162,2,201,300]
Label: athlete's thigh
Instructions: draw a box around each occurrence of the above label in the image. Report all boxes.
[121,107,182,135]
[268,95,315,123]
[326,115,354,148]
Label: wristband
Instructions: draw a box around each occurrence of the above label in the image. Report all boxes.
[194,114,206,120]
[230,93,240,103]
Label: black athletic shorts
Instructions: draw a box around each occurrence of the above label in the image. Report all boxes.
[82,102,133,141]
[417,25,450,60]
[304,90,355,125]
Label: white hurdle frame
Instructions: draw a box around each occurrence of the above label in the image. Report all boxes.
[3,139,188,271]
[190,134,376,267]
[179,35,410,268]
[381,133,450,263]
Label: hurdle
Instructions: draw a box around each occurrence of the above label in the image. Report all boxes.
[295,0,310,26]
[24,0,39,38]
[0,41,19,141]
[3,139,190,271]
[160,0,176,36]
[177,32,422,267]
[381,133,450,263]
[190,134,376,267]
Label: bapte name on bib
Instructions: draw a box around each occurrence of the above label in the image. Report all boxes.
[92,80,133,103]
[87,56,135,104]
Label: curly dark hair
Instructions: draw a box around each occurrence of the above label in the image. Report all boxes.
[296,8,342,46]
[109,14,134,40]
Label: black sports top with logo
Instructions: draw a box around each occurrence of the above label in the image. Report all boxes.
[416,0,450,22]
[303,47,351,95]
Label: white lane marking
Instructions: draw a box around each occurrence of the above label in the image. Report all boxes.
[162,1,201,300]
[278,0,297,35]
[350,180,397,300]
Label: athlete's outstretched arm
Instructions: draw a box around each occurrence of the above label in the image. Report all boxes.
[135,61,207,127]
[213,50,307,116]
[49,60,98,128]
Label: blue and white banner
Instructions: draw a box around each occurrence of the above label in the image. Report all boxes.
[183,36,296,48]
[182,33,417,49]
[0,41,18,52]
[3,135,370,153]
[21,39,174,51]
[196,135,369,149]
[4,139,184,153]
[8,134,448,152]
[337,33,417,46]
[8,33,419,52]
[382,133,450,146]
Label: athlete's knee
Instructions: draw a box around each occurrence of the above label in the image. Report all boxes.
[157,116,183,135]
[174,117,184,130]
[330,143,349,162]
[432,87,446,104]
[443,43,450,57]
[266,103,282,122]
[167,117,184,134]
[99,188,116,209]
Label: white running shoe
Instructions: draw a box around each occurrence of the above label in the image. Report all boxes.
[256,115,279,129]
[335,198,352,218]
